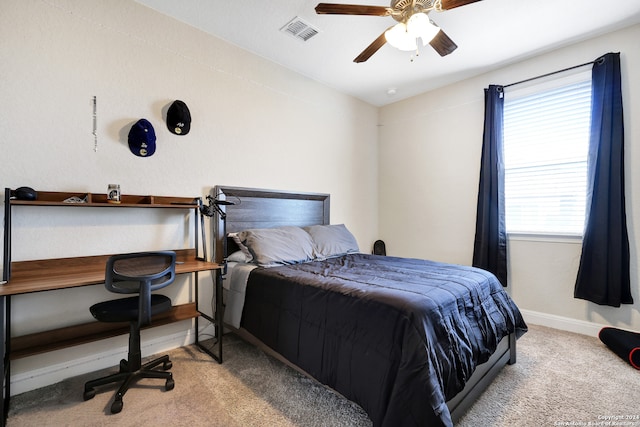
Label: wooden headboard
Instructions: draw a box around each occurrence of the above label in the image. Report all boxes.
[211,186,330,264]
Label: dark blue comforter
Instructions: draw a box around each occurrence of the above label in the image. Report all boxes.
[241,254,527,426]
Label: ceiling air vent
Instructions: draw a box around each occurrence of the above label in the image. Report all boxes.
[280,17,319,42]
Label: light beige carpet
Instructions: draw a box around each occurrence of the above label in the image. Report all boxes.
[8,334,371,427]
[7,325,640,426]
[457,324,640,427]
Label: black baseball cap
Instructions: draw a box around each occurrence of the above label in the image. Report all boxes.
[167,100,191,135]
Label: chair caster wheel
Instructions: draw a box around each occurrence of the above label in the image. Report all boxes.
[111,399,123,414]
[165,378,175,391]
[83,388,95,401]
[163,361,172,370]
[119,359,128,372]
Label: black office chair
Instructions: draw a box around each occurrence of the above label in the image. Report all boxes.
[83,251,177,414]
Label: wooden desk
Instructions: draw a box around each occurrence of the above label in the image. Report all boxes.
[1,189,224,427]
[1,249,214,296]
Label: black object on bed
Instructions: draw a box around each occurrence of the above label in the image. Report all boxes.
[599,327,640,370]
[241,253,527,426]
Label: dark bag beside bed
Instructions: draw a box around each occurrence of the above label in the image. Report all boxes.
[599,327,640,369]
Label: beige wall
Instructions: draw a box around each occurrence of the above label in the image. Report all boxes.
[379,24,640,334]
[0,0,378,393]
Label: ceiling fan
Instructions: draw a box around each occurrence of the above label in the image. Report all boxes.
[315,0,482,62]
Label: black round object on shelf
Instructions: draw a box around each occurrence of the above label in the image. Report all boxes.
[15,186,37,200]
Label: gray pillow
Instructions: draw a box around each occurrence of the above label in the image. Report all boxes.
[304,224,359,259]
[237,226,315,267]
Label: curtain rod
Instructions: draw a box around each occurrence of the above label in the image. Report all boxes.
[503,59,600,89]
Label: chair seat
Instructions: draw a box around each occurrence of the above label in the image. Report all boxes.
[90,294,172,323]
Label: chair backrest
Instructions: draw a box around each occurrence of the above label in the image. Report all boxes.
[105,251,176,326]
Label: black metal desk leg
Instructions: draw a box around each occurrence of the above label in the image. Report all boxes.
[195,269,222,363]
[1,295,11,427]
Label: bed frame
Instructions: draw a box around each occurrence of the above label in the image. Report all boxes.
[212,185,516,423]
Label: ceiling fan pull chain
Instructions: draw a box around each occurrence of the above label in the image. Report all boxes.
[410,45,419,62]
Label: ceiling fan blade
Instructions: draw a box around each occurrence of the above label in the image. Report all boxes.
[429,30,458,56]
[354,29,389,63]
[315,3,391,16]
[440,0,482,10]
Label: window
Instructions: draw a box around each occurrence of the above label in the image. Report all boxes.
[503,72,592,236]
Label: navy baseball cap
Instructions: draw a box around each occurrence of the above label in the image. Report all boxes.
[128,119,156,157]
[166,100,191,135]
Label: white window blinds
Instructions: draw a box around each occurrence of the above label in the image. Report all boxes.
[503,75,592,235]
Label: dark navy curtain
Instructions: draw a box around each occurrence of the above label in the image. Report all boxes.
[473,85,507,287]
[574,52,633,306]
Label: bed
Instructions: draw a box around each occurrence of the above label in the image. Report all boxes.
[212,186,527,427]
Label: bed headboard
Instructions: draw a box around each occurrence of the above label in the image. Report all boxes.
[212,186,330,264]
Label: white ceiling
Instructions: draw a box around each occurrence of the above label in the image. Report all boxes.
[135,0,640,106]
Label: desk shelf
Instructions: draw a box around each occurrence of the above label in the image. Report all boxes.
[10,303,198,360]
[8,190,199,209]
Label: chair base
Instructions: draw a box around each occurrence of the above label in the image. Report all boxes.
[83,354,174,414]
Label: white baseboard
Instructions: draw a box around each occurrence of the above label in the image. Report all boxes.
[520,309,606,337]
[10,323,216,396]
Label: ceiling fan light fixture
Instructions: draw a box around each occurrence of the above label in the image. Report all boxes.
[407,12,440,45]
[385,23,417,51]
[316,0,464,62]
